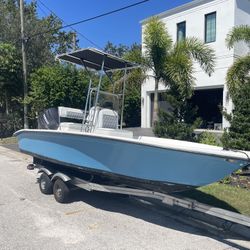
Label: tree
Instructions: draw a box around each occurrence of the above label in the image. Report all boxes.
[0,0,77,132]
[222,25,250,150]
[143,17,215,126]
[104,42,146,127]
[27,64,89,124]
[0,43,23,135]
[0,0,76,73]
[104,41,129,57]
[123,44,146,127]
[0,43,22,115]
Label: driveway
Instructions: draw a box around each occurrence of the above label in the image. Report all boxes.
[0,146,249,250]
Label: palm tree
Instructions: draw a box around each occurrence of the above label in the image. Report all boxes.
[225,25,250,99]
[143,17,215,126]
[221,25,250,150]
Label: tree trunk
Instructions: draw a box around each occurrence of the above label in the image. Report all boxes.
[5,89,9,115]
[152,77,159,127]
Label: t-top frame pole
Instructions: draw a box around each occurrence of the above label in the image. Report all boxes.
[81,59,93,132]
[91,55,106,132]
[120,65,128,129]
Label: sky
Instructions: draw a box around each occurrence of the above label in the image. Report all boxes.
[33,0,192,49]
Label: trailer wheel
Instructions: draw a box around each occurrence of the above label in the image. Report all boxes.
[39,173,53,194]
[53,179,69,203]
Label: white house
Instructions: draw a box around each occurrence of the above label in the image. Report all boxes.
[141,0,250,130]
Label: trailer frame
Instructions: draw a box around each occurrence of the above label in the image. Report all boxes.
[32,160,250,229]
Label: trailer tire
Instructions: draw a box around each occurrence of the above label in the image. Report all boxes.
[39,173,53,195]
[53,179,69,203]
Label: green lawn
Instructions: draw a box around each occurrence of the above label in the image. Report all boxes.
[180,183,250,216]
[0,136,17,144]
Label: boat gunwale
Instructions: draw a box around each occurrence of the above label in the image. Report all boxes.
[14,129,250,162]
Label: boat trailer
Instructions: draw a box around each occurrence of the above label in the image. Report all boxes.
[28,160,250,230]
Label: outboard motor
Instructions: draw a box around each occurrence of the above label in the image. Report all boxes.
[37,107,85,130]
[38,107,60,130]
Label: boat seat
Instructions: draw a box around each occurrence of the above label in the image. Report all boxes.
[95,108,118,129]
[58,107,85,120]
[58,107,119,132]
[57,107,85,132]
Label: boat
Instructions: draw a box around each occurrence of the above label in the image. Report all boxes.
[14,48,250,194]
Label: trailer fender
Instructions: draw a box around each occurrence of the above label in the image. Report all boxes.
[51,172,71,182]
[38,167,53,177]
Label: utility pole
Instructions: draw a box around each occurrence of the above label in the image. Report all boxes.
[20,0,29,129]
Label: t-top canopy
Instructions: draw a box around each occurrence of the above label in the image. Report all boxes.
[56,48,138,71]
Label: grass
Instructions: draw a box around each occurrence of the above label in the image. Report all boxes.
[180,183,250,216]
[0,136,17,144]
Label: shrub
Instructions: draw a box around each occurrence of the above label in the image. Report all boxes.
[197,131,220,146]
[221,80,250,151]
[0,112,22,138]
[154,110,201,141]
[27,64,89,121]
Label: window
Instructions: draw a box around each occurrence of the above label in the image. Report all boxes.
[177,21,186,41]
[205,12,216,43]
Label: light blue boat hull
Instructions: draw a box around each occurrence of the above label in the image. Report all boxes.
[15,130,247,187]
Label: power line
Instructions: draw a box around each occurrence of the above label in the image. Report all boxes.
[37,0,101,48]
[36,2,60,30]
[28,0,150,40]
[36,2,48,17]
[37,0,102,49]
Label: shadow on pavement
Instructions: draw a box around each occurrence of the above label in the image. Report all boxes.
[66,188,248,250]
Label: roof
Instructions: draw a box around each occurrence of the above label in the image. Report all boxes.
[140,0,212,24]
[56,48,138,71]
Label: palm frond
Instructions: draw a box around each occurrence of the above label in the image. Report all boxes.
[226,25,250,49]
[175,37,215,76]
[164,52,194,98]
[226,55,250,98]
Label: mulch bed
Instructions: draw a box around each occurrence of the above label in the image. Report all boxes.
[222,172,250,189]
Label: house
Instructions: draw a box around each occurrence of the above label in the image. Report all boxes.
[140,0,250,130]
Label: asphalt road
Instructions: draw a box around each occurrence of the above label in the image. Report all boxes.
[0,146,249,250]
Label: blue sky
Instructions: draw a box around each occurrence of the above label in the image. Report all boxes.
[34,0,192,49]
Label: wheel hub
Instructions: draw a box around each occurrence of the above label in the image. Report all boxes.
[56,187,62,198]
[41,180,46,190]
